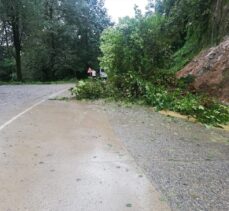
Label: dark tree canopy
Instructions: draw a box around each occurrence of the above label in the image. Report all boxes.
[1,0,228,82]
[0,0,111,81]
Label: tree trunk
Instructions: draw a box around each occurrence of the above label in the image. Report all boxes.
[44,1,55,81]
[12,15,22,81]
[3,21,10,54]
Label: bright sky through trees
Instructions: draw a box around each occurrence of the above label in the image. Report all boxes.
[105,0,148,22]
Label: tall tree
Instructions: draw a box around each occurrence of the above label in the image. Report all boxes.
[0,0,23,80]
[0,0,111,81]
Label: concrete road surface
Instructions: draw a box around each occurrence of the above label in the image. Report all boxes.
[0,85,170,211]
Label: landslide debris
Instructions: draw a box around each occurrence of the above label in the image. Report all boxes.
[177,37,229,103]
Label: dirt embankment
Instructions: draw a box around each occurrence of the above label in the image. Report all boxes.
[177,37,229,103]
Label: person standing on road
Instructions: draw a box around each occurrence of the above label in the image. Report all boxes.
[87,67,93,77]
[92,69,97,78]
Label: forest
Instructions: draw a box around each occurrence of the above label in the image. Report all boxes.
[0,0,110,81]
[1,0,229,125]
[72,0,229,126]
[0,0,228,81]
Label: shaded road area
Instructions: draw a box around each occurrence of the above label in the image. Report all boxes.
[0,85,169,211]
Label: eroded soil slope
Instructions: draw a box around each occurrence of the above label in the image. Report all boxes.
[177,37,229,103]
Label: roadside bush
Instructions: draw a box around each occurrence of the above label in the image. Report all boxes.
[71,79,229,126]
[0,58,14,81]
[173,94,201,116]
[110,73,146,99]
[144,84,176,110]
[196,100,229,126]
[173,94,229,126]
[71,80,108,100]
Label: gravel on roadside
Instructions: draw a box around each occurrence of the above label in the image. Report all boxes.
[92,101,229,211]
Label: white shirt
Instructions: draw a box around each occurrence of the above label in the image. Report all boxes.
[92,70,96,77]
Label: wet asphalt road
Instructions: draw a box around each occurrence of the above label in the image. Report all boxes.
[0,84,72,126]
[0,85,228,211]
[0,85,169,211]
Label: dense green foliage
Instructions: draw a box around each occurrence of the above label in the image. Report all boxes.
[0,0,111,81]
[72,79,229,126]
[1,0,228,125]
[72,0,229,126]
[100,0,222,79]
[72,79,109,100]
